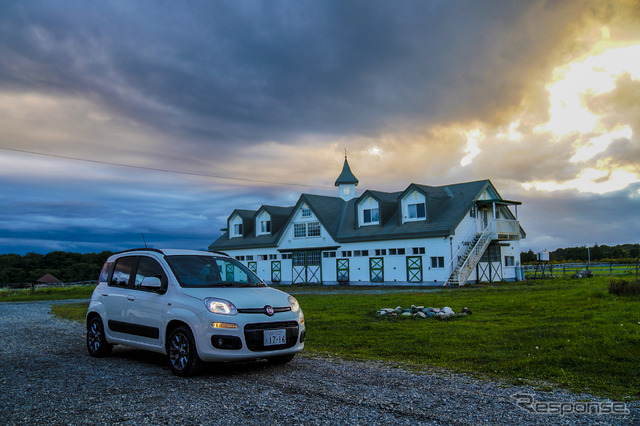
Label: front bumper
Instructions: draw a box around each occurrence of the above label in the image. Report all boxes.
[194,310,305,362]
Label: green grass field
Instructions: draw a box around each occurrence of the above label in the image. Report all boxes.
[16,277,640,400]
[0,285,95,301]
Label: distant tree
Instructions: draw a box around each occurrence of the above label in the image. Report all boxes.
[630,246,640,259]
[0,267,26,284]
[520,250,536,263]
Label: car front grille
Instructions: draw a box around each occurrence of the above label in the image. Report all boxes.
[244,321,299,352]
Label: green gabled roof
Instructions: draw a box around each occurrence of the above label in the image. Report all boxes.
[334,158,359,186]
[210,179,523,250]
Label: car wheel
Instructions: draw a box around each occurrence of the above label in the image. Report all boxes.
[266,354,296,365]
[168,326,203,376]
[86,317,112,358]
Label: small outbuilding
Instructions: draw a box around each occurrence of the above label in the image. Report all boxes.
[36,273,62,285]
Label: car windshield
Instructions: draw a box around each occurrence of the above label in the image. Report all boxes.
[165,255,265,288]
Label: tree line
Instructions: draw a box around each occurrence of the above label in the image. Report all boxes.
[521,243,640,264]
[0,251,113,285]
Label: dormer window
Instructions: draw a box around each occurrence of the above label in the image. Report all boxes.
[301,207,311,218]
[408,203,426,219]
[233,223,243,236]
[363,208,379,224]
[401,189,427,224]
[260,220,271,233]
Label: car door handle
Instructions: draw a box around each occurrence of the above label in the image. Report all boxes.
[102,293,109,297]
[127,295,135,301]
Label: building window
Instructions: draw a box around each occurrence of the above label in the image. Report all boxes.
[235,256,245,261]
[301,207,311,218]
[233,223,243,235]
[258,255,268,261]
[323,251,337,258]
[260,220,271,233]
[412,247,425,255]
[307,222,321,237]
[294,223,306,238]
[375,249,387,256]
[281,253,292,260]
[341,251,352,257]
[505,256,515,266]
[431,257,445,268]
[389,248,396,255]
[246,255,254,261]
[408,203,426,219]
[470,206,476,218]
[269,254,278,260]
[398,248,406,255]
[363,208,379,224]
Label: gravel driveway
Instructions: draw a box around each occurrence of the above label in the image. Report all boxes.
[0,302,637,425]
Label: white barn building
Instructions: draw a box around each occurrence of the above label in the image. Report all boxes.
[209,158,525,286]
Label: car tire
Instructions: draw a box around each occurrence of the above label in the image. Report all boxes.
[266,354,296,365]
[86,317,113,358]
[167,326,203,376]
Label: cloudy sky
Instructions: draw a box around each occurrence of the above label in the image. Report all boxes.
[1,0,639,255]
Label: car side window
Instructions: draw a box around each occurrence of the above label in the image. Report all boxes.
[110,256,138,288]
[98,262,113,283]
[134,257,168,291]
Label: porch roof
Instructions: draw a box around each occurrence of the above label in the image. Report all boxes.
[476,199,522,206]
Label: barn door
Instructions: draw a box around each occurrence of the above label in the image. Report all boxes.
[271,261,281,283]
[336,259,349,283]
[406,256,423,283]
[370,258,384,282]
[292,251,322,284]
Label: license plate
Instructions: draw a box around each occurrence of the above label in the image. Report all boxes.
[263,329,287,346]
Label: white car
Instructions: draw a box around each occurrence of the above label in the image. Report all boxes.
[86,248,305,376]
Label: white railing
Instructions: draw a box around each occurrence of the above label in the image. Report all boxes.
[456,223,493,286]
[494,219,520,237]
[446,225,479,277]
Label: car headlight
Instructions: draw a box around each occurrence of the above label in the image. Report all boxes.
[204,298,237,315]
[288,295,300,313]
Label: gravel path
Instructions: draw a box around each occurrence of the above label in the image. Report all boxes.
[0,302,637,425]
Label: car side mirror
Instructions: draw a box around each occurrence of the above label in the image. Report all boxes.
[140,276,162,289]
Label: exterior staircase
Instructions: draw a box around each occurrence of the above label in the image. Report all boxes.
[445,224,493,286]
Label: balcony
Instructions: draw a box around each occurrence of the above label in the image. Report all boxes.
[490,219,521,241]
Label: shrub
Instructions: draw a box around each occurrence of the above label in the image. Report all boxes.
[608,279,640,296]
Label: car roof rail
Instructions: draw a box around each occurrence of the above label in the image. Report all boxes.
[208,250,230,257]
[114,247,165,255]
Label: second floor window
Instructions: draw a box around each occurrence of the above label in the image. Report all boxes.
[233,223,243,235]
[294,223,306,238]
[261,220,271,233]
[363,208,379,224]
[307,222,321,237]
[408,203,426,219]
[301,207,311,218]
[294,222,321,238]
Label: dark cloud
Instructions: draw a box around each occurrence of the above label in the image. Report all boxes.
[0,0,614,152]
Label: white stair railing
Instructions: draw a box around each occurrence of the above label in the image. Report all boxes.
[455,222,495,286]
[445,225,478,278]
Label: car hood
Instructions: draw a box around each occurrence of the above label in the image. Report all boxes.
[179,286,292,309]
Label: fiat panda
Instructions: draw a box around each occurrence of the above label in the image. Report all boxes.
[86,248,305,376]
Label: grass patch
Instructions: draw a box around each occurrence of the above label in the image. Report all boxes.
[51,302,90,322]
[609,279,640,297]
[47,278,639,400]
[0,285,95,302]
[292,278,640,400]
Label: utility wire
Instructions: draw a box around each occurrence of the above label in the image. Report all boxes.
[0,146,331,189]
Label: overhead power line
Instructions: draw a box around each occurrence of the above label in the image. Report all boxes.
[0,146,331,189]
